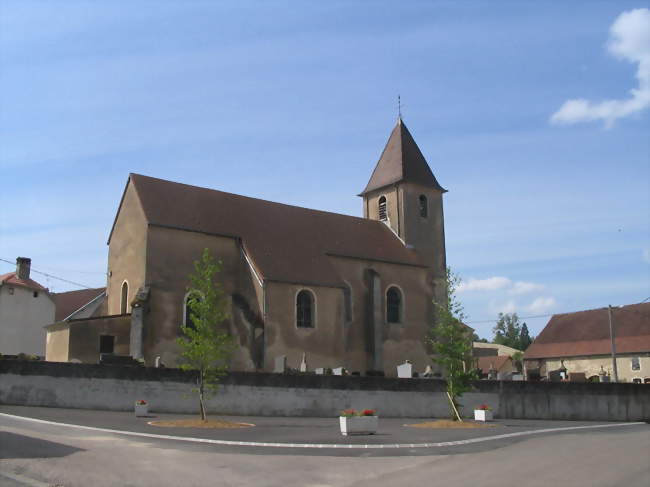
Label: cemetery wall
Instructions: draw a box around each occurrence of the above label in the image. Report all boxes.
[1,361,648,421]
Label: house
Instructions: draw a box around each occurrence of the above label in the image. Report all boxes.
[473,341,522,358]
[0,257,55,356]
[45,118,449,376]
[524,302,650,383]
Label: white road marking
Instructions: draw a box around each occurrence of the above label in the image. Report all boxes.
[0,470,52,487]
[0,413,644,450]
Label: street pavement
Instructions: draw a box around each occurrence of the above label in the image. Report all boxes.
[0,405,648,486]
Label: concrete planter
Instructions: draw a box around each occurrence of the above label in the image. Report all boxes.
[474,409,493,421]
[134,403,149,417]
[339,416,378,435]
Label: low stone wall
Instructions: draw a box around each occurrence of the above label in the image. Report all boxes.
[1,361,648,420]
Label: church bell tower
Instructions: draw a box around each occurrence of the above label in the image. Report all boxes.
[360,118,447,291]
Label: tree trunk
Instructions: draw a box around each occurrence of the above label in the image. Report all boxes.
[198,370,206,421]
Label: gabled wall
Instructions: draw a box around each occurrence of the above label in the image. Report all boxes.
[0,285,54,356]
[107,180,148,316]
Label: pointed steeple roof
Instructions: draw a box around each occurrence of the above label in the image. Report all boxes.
[360,118,445,195]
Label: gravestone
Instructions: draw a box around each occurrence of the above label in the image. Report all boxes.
[315,367,324,375]
[397,361,412,378]
[299,353,308,373]
[274,355,286,374]
[333,367,344,376]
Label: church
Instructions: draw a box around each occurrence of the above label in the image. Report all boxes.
[45,118,448,376]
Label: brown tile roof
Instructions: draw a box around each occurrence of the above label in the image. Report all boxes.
[122,174,426,288]
[360,119,445,195]
[0,272,47,291]
[52,287,105,321]
[524,302,650,359]
[477,355,511,374]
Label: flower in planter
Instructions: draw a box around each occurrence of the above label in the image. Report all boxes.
[361,409,376,416]
[135,399,147,405]
[476,404,491,411]
[340,409,356,417]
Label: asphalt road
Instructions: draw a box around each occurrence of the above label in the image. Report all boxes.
[0,410,648,487]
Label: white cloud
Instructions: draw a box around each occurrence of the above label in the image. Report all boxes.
[488,299,517,314]
[525,297,557,314]
[457,276,511,292]
[509,281,546,295]
[551,8,650,127]
[458,276,545,295]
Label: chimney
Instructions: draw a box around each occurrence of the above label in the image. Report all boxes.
[16,257,31,280]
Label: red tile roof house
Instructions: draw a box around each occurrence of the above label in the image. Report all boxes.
[524,302,650,383]
[43,119,451,376]
[477,355,518,380]
[0,257,55,356]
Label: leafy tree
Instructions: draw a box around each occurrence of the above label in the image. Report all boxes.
[511,351,524,373]
[177,248,233,421]
[519,322,533,350]
[493,313,523,349]
[430,268,478,421]
[471,332,489,343]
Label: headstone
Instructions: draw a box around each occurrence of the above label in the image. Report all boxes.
[397,361,413,378]
[333,367,344,376]
[274,355,286,374]
[155,356,162,368]
[569,372,586,382]
[511,374,524,381]
[315,367,324,375]
[422,365,433,378]
[299,353,307,373]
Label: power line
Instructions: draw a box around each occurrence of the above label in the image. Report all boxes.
[465,298,650,325]
[0,258,95,290]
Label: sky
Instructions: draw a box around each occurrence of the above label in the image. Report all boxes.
[1,1,648,340]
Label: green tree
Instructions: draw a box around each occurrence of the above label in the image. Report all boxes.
[471,332,489,343]
[511,351,524,373]
[430,268,478,421]
[493,312,526,349]
[519,322,533,350]
[177,248,232,421]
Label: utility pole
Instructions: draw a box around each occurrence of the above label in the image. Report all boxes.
[608,305,619,383]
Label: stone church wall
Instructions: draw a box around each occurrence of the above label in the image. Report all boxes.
[143,225,262,371]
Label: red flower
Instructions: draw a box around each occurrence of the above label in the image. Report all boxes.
[361,409,376,416]
[476,404,491,411]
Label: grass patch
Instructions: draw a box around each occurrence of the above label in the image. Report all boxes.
[148,419,254,429]
[405,420,498,429]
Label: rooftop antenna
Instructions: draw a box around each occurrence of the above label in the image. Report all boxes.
[397,94,402,121]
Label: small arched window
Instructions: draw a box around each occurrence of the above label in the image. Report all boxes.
[386,286,402,324]
[120,281,129,314]
[296,290,315,328]
[419,195,428,218]
[378,196,387,221]
[183,292,203,330]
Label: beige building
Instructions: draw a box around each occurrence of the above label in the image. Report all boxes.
[0,257,55,356]
[45,118,449,376]
[524,302,650,383]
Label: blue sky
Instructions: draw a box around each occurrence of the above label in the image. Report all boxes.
[1,1,648,340]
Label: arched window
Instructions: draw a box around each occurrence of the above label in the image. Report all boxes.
[386,286,402,324]
[419,195,428,218]
[296,290,315,328]
[120,281,129,314]
[183,292,201,330]
[378,196,387,221]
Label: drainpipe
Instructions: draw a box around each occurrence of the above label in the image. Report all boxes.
[608,305,619,383]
